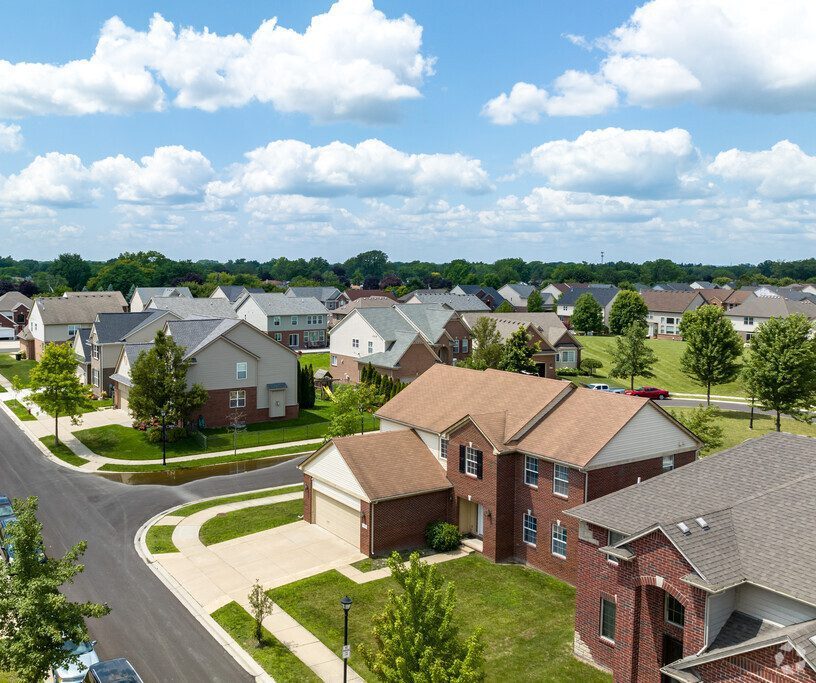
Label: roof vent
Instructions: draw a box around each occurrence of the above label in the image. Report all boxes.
[677,522,691,536]
[695,517,709,530]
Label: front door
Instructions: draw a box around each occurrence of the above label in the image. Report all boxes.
[458,499,483,538]
[661,635,683,682]
[476,504,484,537]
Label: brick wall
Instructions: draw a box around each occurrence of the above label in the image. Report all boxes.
[369,490,453,556]
[332,344,439,385]
[193,387,299,428]
[586,450,697,501]
[303,474,313,524]
[444,318,472,365]
[697,646,816,682]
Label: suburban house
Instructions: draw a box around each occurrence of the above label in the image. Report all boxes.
[567,432,816,683]
[541,282,574,299]
[84,310,178,397]
[402,291,490,313]
[147,296,238,320]
[329,303,472,383]
[285,286,344,311]
[72,329,93,384]
[450,285,507,311]
[111,317,298,426]
[698,288,752,311]
[19,292,128,361]
[726,296,816,341]
[652,283,695,292]
[339,289,398,307]
[556,285,620,329]
[129,287,192,312]
[0,291,32,339]
[301,365,700,583]
[210,285,264,304]
[234,292,329,350]
[330,297,396,326]
[461,311,583,370]
[641,291,706,340]
[689,281,719,289]
[498,283,536,310]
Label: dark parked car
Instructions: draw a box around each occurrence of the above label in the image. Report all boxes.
[83,659,144,683]
[624,386,670,400]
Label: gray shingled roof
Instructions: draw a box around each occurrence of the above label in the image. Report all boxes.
[728,295,816,319]
[148,297,238,319]
[123,343,154,366]
[165,318,240,358]
[407,292,490,312]
[214,285,263,303]
[0,291,33,311]
[33,295,126,325]
[568,432,816,604]
[286,286,341,301]
[132,287,192,303]
[460,311,580,348]
[557,285,620,307]
[93,311,158,344]
[502,283,535,298]
[451,285,507,308]
[243,293,328,316]
[394,304,456,344]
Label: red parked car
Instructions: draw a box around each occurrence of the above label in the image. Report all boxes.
[624,386,670,400]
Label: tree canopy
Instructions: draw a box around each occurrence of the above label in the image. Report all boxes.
[461,317,504,370]
[610,322,657,390]
[570,293,604,334]
[526,289,543,313]
[328,383,383,437]
[608,290,648,335]
[498,326,539,375]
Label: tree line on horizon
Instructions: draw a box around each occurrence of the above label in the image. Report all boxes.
[3,250,816,300]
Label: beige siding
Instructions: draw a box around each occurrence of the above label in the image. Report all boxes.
[186,339,258,391]
[585,403,698,469]
[44,323,91,343]
[27,305,46,342]
[304,445,368,501]
[735,584,816,626]
[235,298,269,332]
[125,313,176,343]
[129,293,147,312]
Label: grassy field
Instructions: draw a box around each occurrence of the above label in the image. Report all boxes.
[671,407,816,454]
[271,554,610,683]
[97,444,312,472]
[199,498,303,546]
[174,485,303,517]
[577,336,746,396]
[40,436,89,467]
[75,399,377,460]
[299,352,330,371]
[4,398,35,421]
[0,671,18,682]
[0,384,5,393]
[211,602,319,683]
[145,525,179,554]
[0,354,36,386]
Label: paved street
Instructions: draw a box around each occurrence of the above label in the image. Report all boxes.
[0,409,304,683]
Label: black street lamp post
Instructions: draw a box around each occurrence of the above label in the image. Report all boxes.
[160,407,167,467]
[340,595,352,682]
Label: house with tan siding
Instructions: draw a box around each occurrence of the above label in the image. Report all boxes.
[129,287,192,312]
[234,292,329,350]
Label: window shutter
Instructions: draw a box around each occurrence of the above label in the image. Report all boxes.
[476,450,483,479]
[459,445,466,473]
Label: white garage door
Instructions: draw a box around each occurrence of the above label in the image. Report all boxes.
[314,491,360,547]
[0,328,14,339]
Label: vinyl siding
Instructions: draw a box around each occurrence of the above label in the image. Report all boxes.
[185,339,259,392]
[706,589,736,645]
[304,445,368,501]
[735,584,816,626]
[329,313,385,359]
[235,298,269,332]
[44,323,91,343]
[312,480,362,511]
[124,314,174,343]
[585,402,698,469]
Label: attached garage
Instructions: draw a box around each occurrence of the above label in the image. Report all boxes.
[313,491,360,547]
[0,327,14,340]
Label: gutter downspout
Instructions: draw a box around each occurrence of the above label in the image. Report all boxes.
[370,502,375,557]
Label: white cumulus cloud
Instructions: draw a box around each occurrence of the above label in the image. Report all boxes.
[517,128,699,197]
[0,152,96,206]
[0,123,23,152]
[0,0,433,122]
[235,139,492,197]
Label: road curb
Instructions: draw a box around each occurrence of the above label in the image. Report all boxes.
[134,511,275,683]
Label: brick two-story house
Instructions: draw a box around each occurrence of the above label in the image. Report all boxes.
[235,292,329,350]
[0,291,32,339]
[567,432,816,683]
[300,365,700,585]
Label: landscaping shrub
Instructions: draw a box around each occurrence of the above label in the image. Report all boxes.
[425,521,461,551]
[145,426,187,443]
[556,367,581,377]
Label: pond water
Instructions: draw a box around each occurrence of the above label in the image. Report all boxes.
[94,454,302,486]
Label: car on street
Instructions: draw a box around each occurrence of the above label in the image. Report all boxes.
[54,640,100,683]
[624,386,670,400]
[586,383,611,391]
[0,496,14,524]
[84,658,144,683]
[609,388,626,394]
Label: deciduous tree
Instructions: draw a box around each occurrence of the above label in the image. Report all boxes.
[570,293,604,334]
[461,317,503,370]
[670,405,724,455]
[608,290,648,335]
[248,581,274,646]
[328,383,383,437]
[610,322,657,390]
[526,289,543,313]
[498,326,539,375]
[494,300,514,313]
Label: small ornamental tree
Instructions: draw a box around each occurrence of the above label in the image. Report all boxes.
[679,305,743,404]
[498,326,539,375]
[248,581,274,646]
[526,289,544,313]
[581,357,603,377]
[298,364,316,409]
[328,383,383,437]
[608,290,648,335]
[0,497,110,683]
[360,552,485,682]
[461,317,504,370]
[741,314,816,431]
[128,330,208,427]
[494,300,514,313]
[610,322,658,390]
[25,342,91,445]
[670,405,724,455]
[570,293,604,334]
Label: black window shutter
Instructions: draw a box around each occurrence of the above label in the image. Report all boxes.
[476,450,483,479]
[459,445,466,473]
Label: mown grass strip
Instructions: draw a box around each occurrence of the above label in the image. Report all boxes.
[199,499,303,546]
[40,436,89,467]
[174,485,303,517]
[145,525,179,554]
[4,398,35,421]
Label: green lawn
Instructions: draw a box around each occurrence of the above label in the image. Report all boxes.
[212,602,319,683]
[0,384,6,393]
[299,352,329,371]
[0,354,36,387]
[271,554,610,683]
[98,444,313,473]
[4,398,35,421]
[145,525,179,554]
[578,336,746,396]
[75,399,377,460]
[0,671,19,682]
[672,407,816,454]
[174,485,303,517]
[199,498,303,546]
[351,547,435,573]
[45,397,113,417]
[40,436,89,467]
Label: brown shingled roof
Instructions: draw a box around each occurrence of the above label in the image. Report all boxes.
[331,430,451,501]
[344,289,398,302]
[639,290,703,313]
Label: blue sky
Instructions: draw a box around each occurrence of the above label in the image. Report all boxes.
[0,0,814,264]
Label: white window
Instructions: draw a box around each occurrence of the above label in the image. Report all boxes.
[607,530,626,565]
[600,599,616,643]
[523,513,537,546]
[368,341,374,354]
[553,464,569,497]
[236,362,248,380]
[462,338,469,353]
[291,315,298,326]
[306,315,312,325]
[288,334,299,348]
[560,349,576,363]
[68,324,79,336]
[524,455,539,487]
[665,594,685,628]
[318,315,324,325]
[274,332,282,342]
[272,316,281,327]
[440,437,448,460]
[465,446,479,477]
[452,338,460,353]
[551,523,567,558]
[229,390,246,408]
[743,316,754,326]
[92,344,99,360]
[352,338,359,349]
[662,454,675,472]
[92,369,100,387]
[331,355,338,366]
